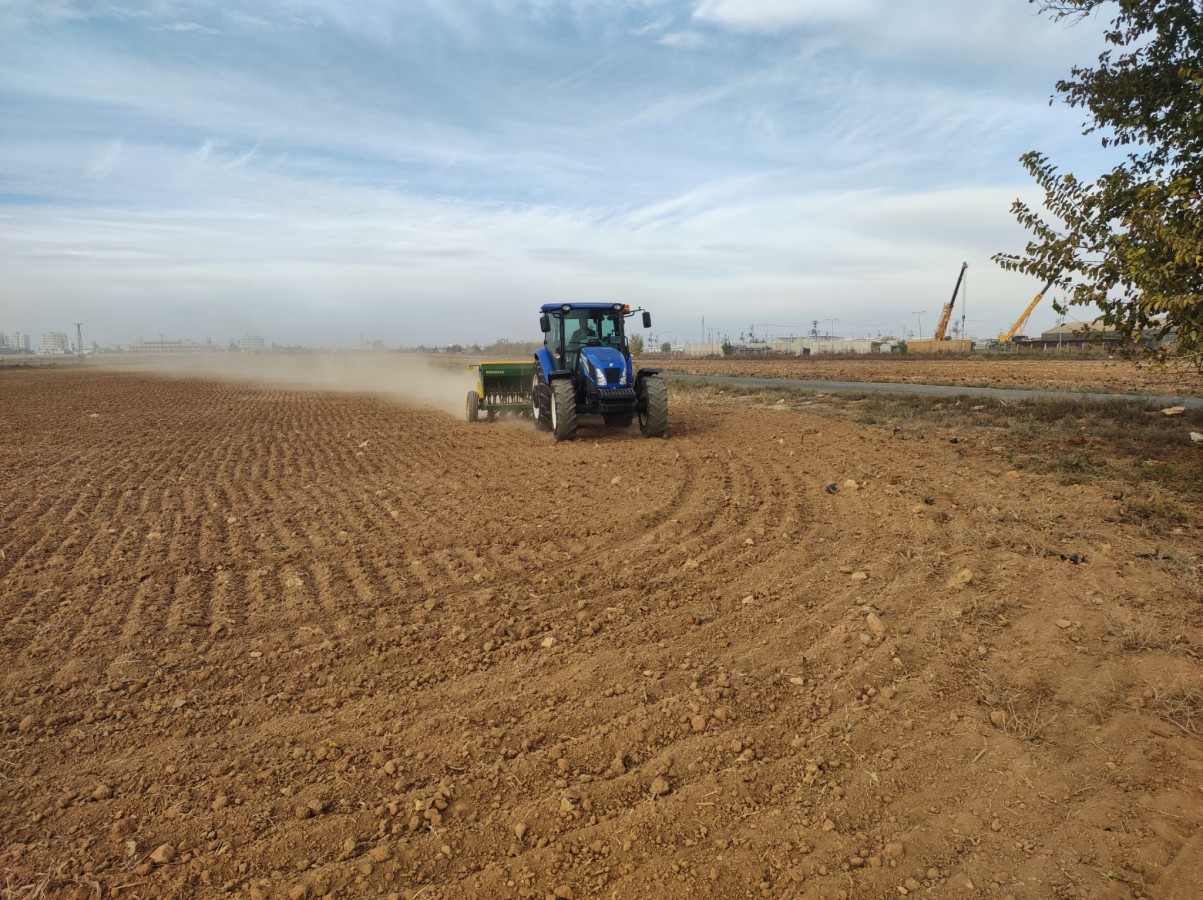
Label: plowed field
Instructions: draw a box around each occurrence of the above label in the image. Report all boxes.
[2,364,1201,900]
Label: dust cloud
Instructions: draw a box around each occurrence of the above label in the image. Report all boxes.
[95,353,479,417]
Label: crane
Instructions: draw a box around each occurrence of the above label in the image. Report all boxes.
[933,262,968,341]
[998,278,1056,343]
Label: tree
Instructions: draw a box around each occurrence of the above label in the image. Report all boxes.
[994,0,1203,368]
[629,334,644,354]
[660,341,672,354]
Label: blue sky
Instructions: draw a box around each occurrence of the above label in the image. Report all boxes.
[1,0,1117,348]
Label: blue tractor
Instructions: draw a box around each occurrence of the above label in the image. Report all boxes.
[531,302,667,441]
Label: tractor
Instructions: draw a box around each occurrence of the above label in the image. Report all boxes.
[531,302,667,440]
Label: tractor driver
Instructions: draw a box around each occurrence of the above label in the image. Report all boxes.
[569,318,599,347]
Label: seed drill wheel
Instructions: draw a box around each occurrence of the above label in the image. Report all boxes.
[638,376,668,437]
[550,379,578,441]
[466,391,480,423]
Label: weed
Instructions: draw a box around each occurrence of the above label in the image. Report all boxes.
[1118,491,1187,535]
[1003,696,1057,743]
[969,671,1057,742]
[1145,679,1202,739]
[1103,611,1169,652]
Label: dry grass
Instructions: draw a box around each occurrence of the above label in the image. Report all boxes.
[1117,489,1189,535]
[1103,610,1172,653]
[968,670,1059,743]
[1145,679,1203,739]
[1001,696,1058,743]
[0,870,52,899]
[672,381,1203,530]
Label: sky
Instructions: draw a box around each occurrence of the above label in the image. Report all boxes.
[0,0,1121,349]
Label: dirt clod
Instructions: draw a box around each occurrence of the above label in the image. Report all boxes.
[150,844,176,865]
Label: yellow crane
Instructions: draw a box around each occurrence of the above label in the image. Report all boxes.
[998,278,1055,343]
[933,262,968,341]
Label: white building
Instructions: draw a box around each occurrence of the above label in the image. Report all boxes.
[239,335,266,352]
[1,331,32,352]
[123,338,220,353]
[42,331,70,354]
[682,336,887,356]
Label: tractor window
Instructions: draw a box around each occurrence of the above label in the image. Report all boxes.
[567,313,597,347]
[566,311,623,347]
[546,314,563,358]
[598,314,621,347]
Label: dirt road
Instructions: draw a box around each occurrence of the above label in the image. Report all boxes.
[2,366,1200,899]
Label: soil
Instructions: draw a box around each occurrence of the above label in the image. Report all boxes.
[647,356,1202,398]
[2,363,1201,900]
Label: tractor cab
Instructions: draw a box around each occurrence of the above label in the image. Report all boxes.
[540,303,635,376]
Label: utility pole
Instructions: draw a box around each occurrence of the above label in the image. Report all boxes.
[912,311,926,340]
[73,322,83,357]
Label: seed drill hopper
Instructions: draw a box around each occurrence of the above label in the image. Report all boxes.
[465,360,535,422]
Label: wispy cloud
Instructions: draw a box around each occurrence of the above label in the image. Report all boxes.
[694,0,877,31]
[155,21,220,34]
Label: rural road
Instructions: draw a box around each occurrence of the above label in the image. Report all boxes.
[664,372,1203,408]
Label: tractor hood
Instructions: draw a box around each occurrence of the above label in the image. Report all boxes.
[580,346,628,385]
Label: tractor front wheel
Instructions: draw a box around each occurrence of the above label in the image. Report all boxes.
[532,372,551,431]
[550,379,578,441]
[638,376,668,437]
[466,391,480,423]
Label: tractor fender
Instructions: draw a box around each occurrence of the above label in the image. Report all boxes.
[533,348,556,381]
[634,368,661,384]
[533,350,574,384]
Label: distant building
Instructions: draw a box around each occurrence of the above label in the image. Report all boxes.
[1,331,32,352]
[123,338,220,353]
[42,331,70,354]
[1016,319,1121,351]
[1037,320,1120,342]
[905,338,972,354]
[681,336,888,356]
[239,335,266,353]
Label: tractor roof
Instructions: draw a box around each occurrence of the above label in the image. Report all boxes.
[540,302,627,313]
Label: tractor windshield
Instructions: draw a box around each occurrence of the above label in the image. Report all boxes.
[564,309,623,350]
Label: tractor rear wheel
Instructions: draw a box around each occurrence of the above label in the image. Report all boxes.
[532,372,551,431]
[466,391,480,423]
[638,376,668,437]
[550,379,578,441]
